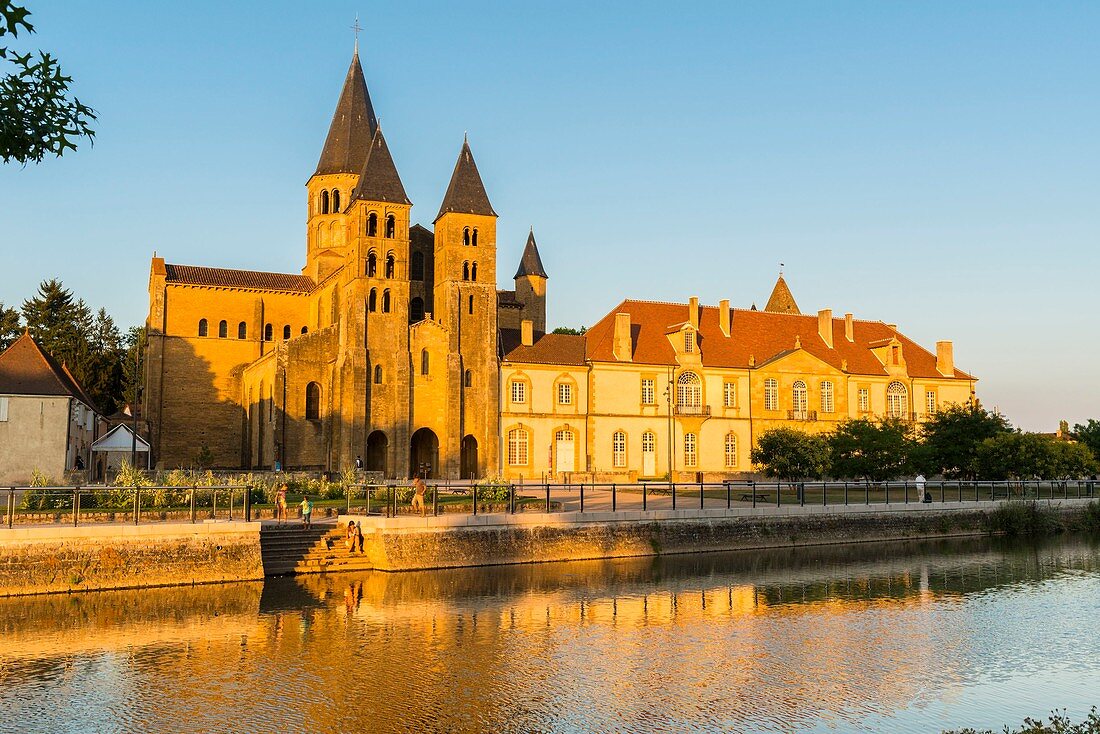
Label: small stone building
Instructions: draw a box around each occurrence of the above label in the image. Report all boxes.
[0,333,102,484]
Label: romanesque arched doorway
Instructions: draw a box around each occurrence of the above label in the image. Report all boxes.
[366,430,388,476]
[460,435,478,479]
[410,428,438,479]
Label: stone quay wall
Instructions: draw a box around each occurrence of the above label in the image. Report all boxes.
[0,522,263,597]
[350,499,1096,572]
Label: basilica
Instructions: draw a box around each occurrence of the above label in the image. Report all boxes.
[144,50,976,480]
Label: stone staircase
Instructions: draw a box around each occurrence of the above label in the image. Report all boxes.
[259,520,374,576]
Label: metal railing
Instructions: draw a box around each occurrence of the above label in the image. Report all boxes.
[674,404,711,417]
[3,485,249,528]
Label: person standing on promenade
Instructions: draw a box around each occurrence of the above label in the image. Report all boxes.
[276,484,288,523]
[411,475,428,517]
[299,495,313,529]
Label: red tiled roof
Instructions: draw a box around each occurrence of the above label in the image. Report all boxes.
[164,264,315,293]
[584,300,973,380]
[0,332,98,408]
[501,330,586,366]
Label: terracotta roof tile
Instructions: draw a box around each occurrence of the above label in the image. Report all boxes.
[0,332,98,408]
[501,329,586,366]
[164,264,315,293]
[584,299,973,380]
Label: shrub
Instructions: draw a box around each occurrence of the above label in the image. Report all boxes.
[987,501,1064,537]
[943,707,1099,734]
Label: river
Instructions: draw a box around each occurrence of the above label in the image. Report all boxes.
[1,534,1098,733]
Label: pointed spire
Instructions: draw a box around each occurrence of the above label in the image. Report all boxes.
[314,51,379,176]
[764,274,801,315]
[435,138,497,222]
[514,228,549,279]
[351,128,411,204]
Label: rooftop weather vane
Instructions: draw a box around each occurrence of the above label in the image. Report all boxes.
[779,262,785,275]
[352,14,363,52]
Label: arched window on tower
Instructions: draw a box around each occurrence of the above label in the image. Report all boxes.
[320,190,329,214]
[366,212,378,237]
[368,288,377,313]
[462,261,470,281]
[464,369,473,388]
[218,320,228,338]
[421,349,430,376]
[264,323,273,342]
[382,289,391,313]
[463,227,470,246]
[237,321,247,340]
[385,214,395,238]
[305,382,321,421]
[374,365,383,384]
[410,297,424,323]
[411,251,424,281]
[472,228,478,247]
[367,251,377,277]
[468,295,474,314]
[198,319,208,337]
[471,262,478,281]
[282,324,291,340]
[331,189,340,212]
[385,253,395,279]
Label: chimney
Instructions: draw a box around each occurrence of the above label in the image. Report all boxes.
[936,340,954,375]
[613,313,632,361]
[818,309,833,349]
[687,297,699,330]
[844,313,854,342]
[521,319,533,347]
[718,299,730,337]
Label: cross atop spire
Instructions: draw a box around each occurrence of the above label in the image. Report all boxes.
[351,15,363,54]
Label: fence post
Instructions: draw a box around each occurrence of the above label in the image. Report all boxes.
[580,483,585,513]
[346,484,352,515]
[885,481,890,505]
[612,483,617,513]
[545,484,551,513]
[229,487,234,521]
[904,480,909,505]
[726,481,732,510]
[975,481,979,503]
[510,484,516,514]
[133,487,140,525]
[865,480,870,505]
[190,486,196,523]
[472,483,478,516]
[213,489,218,520]
[366,487,372,516]
[73,487,80,527]
[843,481,848,506]
[823,481,827,507]
[699,480,704,510]
[244,484,252,522]
[671,481,676,510]
[7,488,14,528]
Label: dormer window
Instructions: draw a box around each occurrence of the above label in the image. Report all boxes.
[684,329,695,353]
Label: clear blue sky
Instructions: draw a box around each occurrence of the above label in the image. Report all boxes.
[2,1,1097,430]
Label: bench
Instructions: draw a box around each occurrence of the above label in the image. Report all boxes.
[739,493,770,502]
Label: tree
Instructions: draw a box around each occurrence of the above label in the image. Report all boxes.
[913,402,1012,479]
[1,1,96,164]
[828,418,915,481]
[977,432,1097,480]
[551,326,586,335]
[0,300,20,350]
[121,325,145,407]
[750,427,830,482]
[1072,419,1100,463]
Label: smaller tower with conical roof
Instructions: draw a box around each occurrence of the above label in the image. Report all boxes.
[514,228,549,332]
[764,273,801,315]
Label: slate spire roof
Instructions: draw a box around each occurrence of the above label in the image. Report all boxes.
[435,138,497,221]
[314,51,379,176]
[764,274,801,315]
[514,227,549,279]
[351,128,411,205]
[0,331,98,409]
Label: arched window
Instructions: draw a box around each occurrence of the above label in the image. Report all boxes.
[642,431,655,454]
[367,251,377,277]
[684,432,697,468]
[764,378,779,411]
[264,323,273,342]
[385,253,395,279]
[301,326,308,335]
[331,189,340,212]
[464,369,473,388]
[471,228,478,247]
[410,297,424,323]
[305,382,321,420]
[218,320,228,338]
[366,212,378,237]
[463,227,470,246]
[820,380,834,414]
[468,295,474,314]
[420,349,430,376]
[237,321,247,340]
[411,251,424,281]
[471,262,478,281]
[320,190,329,214]
[198,318,208,337]
[887,381,908,418]
[676,371,701,411]
[725,432,737,468]
[381,289,391,313]
[792,380,808,417]
[385,214,395,238]
[507,427,528,466]
[612,430,627,468]
[374,365,383,384]
[462,261,470,281]
[282,324,291,340]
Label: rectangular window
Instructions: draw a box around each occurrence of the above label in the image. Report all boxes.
[510,380,527,404]
[820,380,834,414]
[641,378,655,405]
[684,330,694,353]
[558,383,573,405]
[858,388,870,413]
[926,390,937,414]
[724,433,737,468]
[764,378,778,411]
[612,431,626,468]
[724,381,737,408]
[684,432,697,468]
[0,397,8,422]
